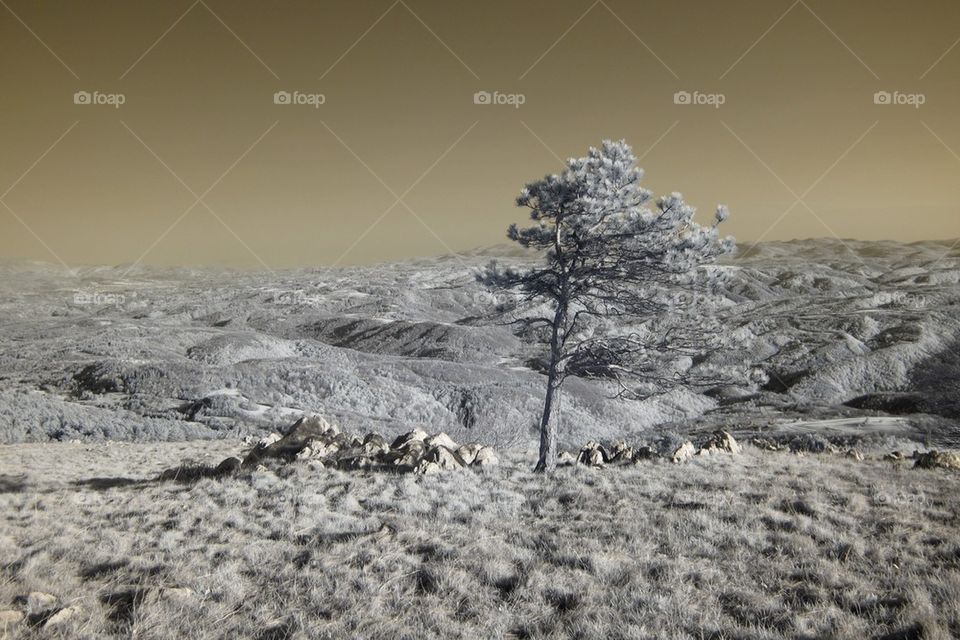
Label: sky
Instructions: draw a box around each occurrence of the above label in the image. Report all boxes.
[1,0,958,267]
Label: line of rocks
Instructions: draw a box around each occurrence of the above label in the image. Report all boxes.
[752,436,960,470]
[0,587,197,632]
[218,415,499,476]
[563,430,743,468]
[1,591,80,630]
[563,430,960,472]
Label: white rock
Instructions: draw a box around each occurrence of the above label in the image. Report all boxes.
[671,441,696,463]
[425,432,458,451]
[159,587,194,601]
[258,432,282,447]
[914,450,960,470]
[698,430,742,455]
[473,447,499,468]
[44,606,80,628]
[0,610,23,626]
[456,443,482,465]
[26,592,58,614]
[428,445,464,470]
[577,441,606,467]
[415,460,442,475]
[392,429,429,449]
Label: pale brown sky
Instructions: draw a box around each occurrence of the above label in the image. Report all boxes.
[1,0,958,267]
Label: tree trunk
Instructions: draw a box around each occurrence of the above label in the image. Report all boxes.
[534,305,566,472]
[534,369,559,472]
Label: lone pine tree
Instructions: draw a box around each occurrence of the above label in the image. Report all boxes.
[481,140,734,472]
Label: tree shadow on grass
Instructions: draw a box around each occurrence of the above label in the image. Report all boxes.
[70,460,239,491]
[0,474,27,493]
[72,477,147,490]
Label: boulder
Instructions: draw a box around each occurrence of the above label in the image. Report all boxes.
[214,457,242,476]
[884,451,905,461]
[425,432,458,451]
[456,443,483,465]
[391,429,429,449]
[577,441,607,467]
[671,441,696,463]
[415,460,442,475]
[750,437,783,452]
[24,592,58,615]
[362,433,390,454]
[336,452,377,471]
[557,451,577,467]
[258,433,282,447]
[698,430,742,455]
[473,447,499,468]
[0,610,23,626]
[295,438,341,461]
[234,417,497,476]
[279,415,336,444]
[160,587,194,600]
[914,450,960,470]
[844,448,865,461]
[632,445,657,462]
[243,415,338,467]
[295,446,315,461]
[384,442,426,470]
[154,587,194,602]
[44,606,81,628]
[428,445,465,470]
[608,441,634,465]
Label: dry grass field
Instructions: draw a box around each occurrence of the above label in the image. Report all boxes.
[2,441,959,639]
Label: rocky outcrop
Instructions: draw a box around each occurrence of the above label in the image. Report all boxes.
[7,591,78,628]
[569,431,742,468]
[914,450,960,470]
[232,416,497,476]
[697,430,742,455]
[670,441,696,463]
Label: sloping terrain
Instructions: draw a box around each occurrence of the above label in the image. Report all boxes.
[1,441,958,639]
[0,238,957,448]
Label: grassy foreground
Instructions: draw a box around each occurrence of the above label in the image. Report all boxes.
[1,441,959,639]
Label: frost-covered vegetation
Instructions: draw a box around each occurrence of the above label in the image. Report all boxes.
[0,238,958,448]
